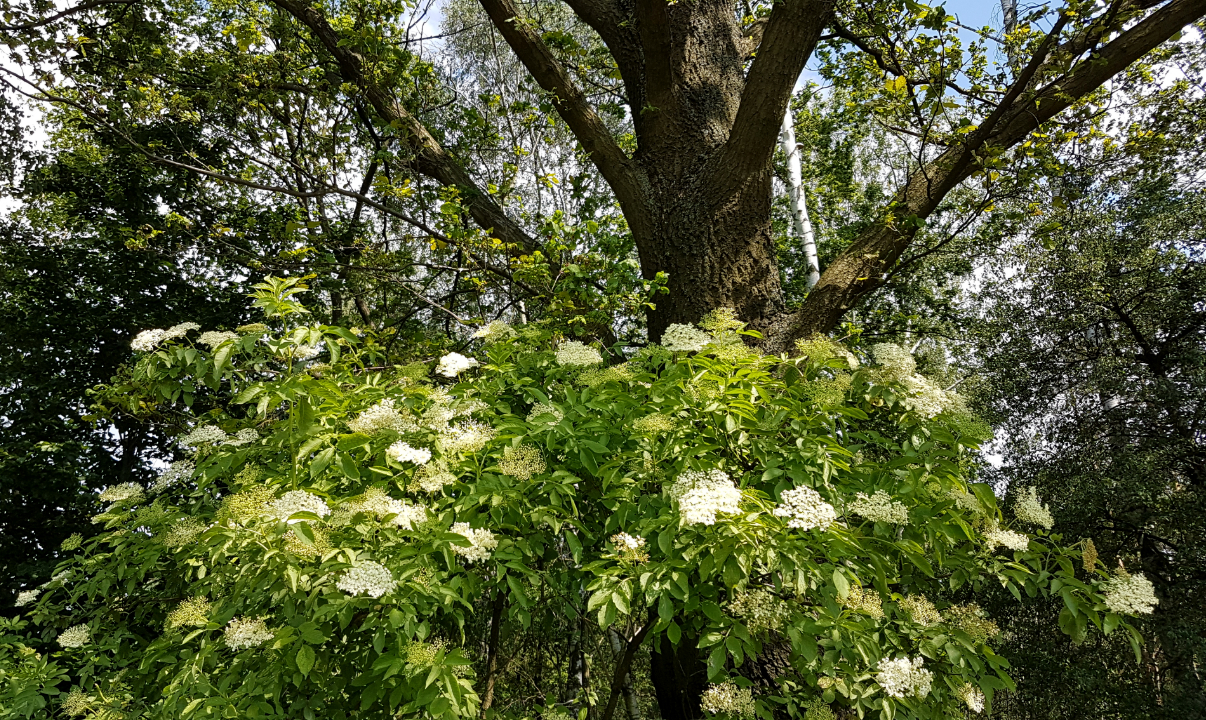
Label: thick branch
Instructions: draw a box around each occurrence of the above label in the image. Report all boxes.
[562,0,646,113]
[772,0,1206,351]
[600,618,656,720]
[0,0,133,32]
[710,0,834,202]
[269,0,541,255]
[475,0,647,221]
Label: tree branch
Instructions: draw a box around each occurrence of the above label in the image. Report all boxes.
[0,0,134,31]
[562,0,646,114]
[710,0,835,203]
[475,0,647,220]
[268,0,542,256]
[771,0,1206,351]
[599,617,655,720]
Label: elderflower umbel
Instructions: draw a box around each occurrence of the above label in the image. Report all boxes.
[224,617,274,650]
[944,604,1000,643]
[876,656,932,699]
[955,682,985,713]
[473,320,516,342]
[179,425,228,447]
[728,589,788,634]
[15,589,38,607]
[842,586,884,619]
[59,689,91,717]
[555,341,603,366]
[662,323,712,353]
[266,491,331,523]
[414,461,458,493]
[526,402,564,426]
[336,560,396,598]
[903,374,948,419]
[450,523,499,563]
[610,532,649,563]
[150,460,194,493]
[870,343,916,378]
[436,352,479,378]
[498,444,546,480]
[670,470,743,526]
[61,533,82,551]
[162,517,207,547]
[1103,572,1159,615]
[439,421,496,454]
[577,363,636,387]
[99,482,144,507]
[773,486,837,530]
[57,625,91,648]
[949,488,986,516]
[349,398,418,435]
[984,524,1030,552]
[345,489,427,530]
[700,682,756,719]
[131,329,167,352]
[224,428,260,447]
[166,597,212,629]
[632,413,675,434]
[198,330,239,348]
[1013,487,1054,529]
[164,322,200,340]
[850,491,909,524]
[387,442,432,465]
[898,595,941,626]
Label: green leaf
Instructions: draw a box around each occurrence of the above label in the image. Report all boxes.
[291,523,316,547]
[296,645,315,676]
[832,568,850,600]
[707,645,726,680]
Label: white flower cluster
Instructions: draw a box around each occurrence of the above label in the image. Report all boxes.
[1103,572,1159,615]
[850,490,909,525]
[902,374,949,419]
[526,402,564,425]
[871,343,917,378]
[225,428,260,446]
[610,532,648,562]
[1013,487,1054,529]
[662,323,712,353]
[15,589,39,607]
[555,341,603,366]
[179,425,228,446]
[956,682,985,713]
[387,441,432,465]
[436,352,480,377]
[337,560,396,598]
[414,462,458,493]
[728,588,788,634]
[439,421,497,454]
[150,460,195,493]
[498,444,546,480]
[949,488,986,515]
[700,682,756,719]
[57,624,91,648]
[670,470,743,526]
[984,523,1030,552]
[266,491,331,523]
[876,656,932,699]
[348,398,417,435]
[773,486,837,530]
[162,517,208,547]
[59,689,91,717]
[198,330,239,348]
[473,320,516,342]
[280,343,321,361]
[345,489,427,530]
[99,482,145,509]
[130,322,199,352]
[224,617,274,650]
[450,523,499,563]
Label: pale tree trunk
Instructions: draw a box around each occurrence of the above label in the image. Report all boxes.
[779,107,820,292]
[607,628,641,720]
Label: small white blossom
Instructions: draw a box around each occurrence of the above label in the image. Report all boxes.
[198,330,239,348]
[902,374,949,418]
[554,341,603,367]
[224,428,260,447]
[164,322,200,340]
[150,460,195,493]
[1013,487,1054,529]
[773,486,837,530]
[345,489,427,530]
[871,343,917,378]
[348,399,417,435]
[670,470,742,526]
[662,323,712,353]
[984,523,1030,552]
[450,523,499,563]
[224,617,274,650]
[610,532,648,562]
[14,589,39,607]
[700,682,756,719]
[266,491,331,523]
[850,490,909,525]
[955,682,985,713]
[438,422,496,454]
[337,561,396,598]
[179,425,228,447]
[876,656,932,699]
[387,442,432,465]
[1103,572,1159,615]
[473,320,516,342]
[526,402,564,426]
[131,329,167,352]
[282,343,321,361]
[99,482,145,508]
[57,624,91,648]
[436,352,480,378]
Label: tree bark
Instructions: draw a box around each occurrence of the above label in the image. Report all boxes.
[479,589,506,716]
[649,636,709,720]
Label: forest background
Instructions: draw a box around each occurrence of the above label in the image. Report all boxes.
[0,0,1203,718]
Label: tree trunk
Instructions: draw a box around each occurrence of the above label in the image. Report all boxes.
[649,636,709,720]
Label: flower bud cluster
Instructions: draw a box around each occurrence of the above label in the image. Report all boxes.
[526,402,564,426]
[632,413,676,434]
[842,586,884,619]
[198,330,239,347]
[662,323,711,353]
[473,321,516,342]
[728,588,789,634]
[166,597,212,629]
[349,399,418,435]
[555,341,603,366]
[499,444,546,480]
[1013,487,1054,529]
[850,490,909,525]
[700,682,756,719]
[898,595,941,626]
[151,460,195,494]
[180,425,228,447]
[99,483,145,509]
